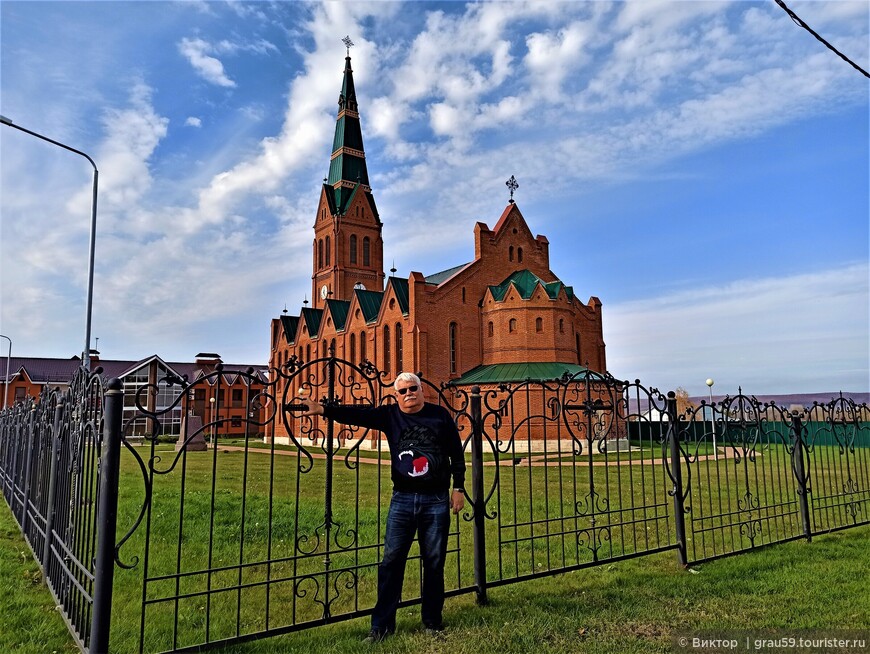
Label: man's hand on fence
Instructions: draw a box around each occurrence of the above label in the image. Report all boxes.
[298,391,324,417]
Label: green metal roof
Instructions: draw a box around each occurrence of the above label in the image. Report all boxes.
[325,299,351,331]
[449,362,591,385]
[355,289,384,323]
[488,269,574,302]
[331,115,365,153]
[280,315,299,344]
[388,277,410,315]
[328,155,369,189]
[325,54,371,198]
[425,262,471,285]
[300,307,323,338]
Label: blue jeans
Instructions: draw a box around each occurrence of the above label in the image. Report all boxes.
[371,490,450,634]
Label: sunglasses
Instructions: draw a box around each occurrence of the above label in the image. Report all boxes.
[397,385,418,395]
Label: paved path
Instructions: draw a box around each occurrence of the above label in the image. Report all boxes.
[214,443,738,467]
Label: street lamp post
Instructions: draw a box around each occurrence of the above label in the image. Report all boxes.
[1,115,98,370]
[0,334,11,410]
[209,396,216,446]
[706,378,717,458]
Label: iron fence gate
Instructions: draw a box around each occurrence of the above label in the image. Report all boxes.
[1,358,867,653]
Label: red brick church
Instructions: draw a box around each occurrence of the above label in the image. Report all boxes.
[269,52,606,393]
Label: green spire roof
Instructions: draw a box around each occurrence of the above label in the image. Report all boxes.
[488,270,575,302]
[326,54,370,212]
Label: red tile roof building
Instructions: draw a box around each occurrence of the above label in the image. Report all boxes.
[1,352,268,438]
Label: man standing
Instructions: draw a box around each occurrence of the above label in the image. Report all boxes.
[300,372,466,642]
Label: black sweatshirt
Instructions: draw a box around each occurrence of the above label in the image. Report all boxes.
[324,402,466,494]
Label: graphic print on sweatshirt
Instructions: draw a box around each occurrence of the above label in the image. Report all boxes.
[396,424,445,480]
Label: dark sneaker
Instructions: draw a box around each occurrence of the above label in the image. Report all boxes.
[424,623,446,636]
[362,630,390,644]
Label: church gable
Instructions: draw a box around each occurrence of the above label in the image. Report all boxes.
[341,186,379,227]
[300,308,324,339]
[492,203,535,243]
[354,289,384,324]
[324,299,351,332]
[316,185,336,223]
[375,278,410,326]
[473,203,551,277]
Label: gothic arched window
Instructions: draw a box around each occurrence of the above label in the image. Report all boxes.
[536,317,543,333]
[449,322,458,375]
[395,322,403,373]
[383,325,391,375]
[363,237,371,266]
[349,234,358,264]
[325,236,331,266]
[318,239,324,269]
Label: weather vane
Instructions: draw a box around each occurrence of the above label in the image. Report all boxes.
[505,175,519,204]
[342,35,354,55]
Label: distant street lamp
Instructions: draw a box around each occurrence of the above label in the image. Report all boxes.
[0,115,99,370]
[0,334,11,410]
[706,378,717,458]
[209,396,216,445]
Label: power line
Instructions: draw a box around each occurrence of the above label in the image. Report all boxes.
[774,0,869,78]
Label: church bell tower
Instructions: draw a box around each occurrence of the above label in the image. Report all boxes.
[312,41,384,309]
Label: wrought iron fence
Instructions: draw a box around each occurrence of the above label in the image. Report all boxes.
[0,367,121,653]
[0,358,867,654]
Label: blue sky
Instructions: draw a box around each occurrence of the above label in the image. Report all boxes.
[0,0,867,396]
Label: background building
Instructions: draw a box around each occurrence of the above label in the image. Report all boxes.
[1,352,268,438]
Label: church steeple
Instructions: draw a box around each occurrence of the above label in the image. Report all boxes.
[326,53,371,207]
[312,43,384,309]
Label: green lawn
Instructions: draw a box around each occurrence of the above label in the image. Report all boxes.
[2,438,867,654]
[3,497,867,654]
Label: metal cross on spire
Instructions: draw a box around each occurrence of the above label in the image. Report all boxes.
[342,35,354,55]
[506,175,519,204]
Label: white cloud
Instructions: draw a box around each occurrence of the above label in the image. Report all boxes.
[179,37,236,87]
[94,82,168,219]
[524,20,595,92]
[605,263,870,395]
[185,116,202,128]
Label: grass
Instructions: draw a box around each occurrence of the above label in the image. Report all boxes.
[3,438,868,654]
[0,503,81,654]
[3,495,867,653]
